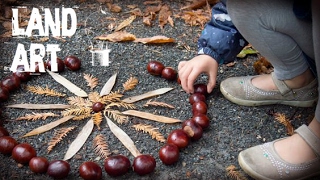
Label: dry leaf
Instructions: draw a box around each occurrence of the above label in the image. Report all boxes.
[122,87,173,103]
[64,119,94,160]
[159,4,172,29]
[26,85,66,97]
[105,101,135,109]
[0,31,12,38]
[6,104,71,110]
[132,123,166,142]
[144,4,161,15]
[100,91,123,104]
[107,3,122,13]
[93,112,103,129]
[178,9,211,28]
[94,31,136,42]
[72,113,92,121]
[83,73,98,90]
[181,0,219,10]
[22,116,74,137]
[168,15,174,27]
[88,92,102,103]
[105,109,128,124]
[67,96,92,107]
[93,134,111,159]
[144,1,162,5]
[274,113,294,135]
[123,76,138,92]
[115,15,136,31]
[143,15,153,26]
[100,73,117,96]
[122,110,182,123]
[47,126,75,153]
[226,165,248,180]
[62,107,92,117]
[143,99,174,109]
[134,35,175,44]
[16,112,59,121]
[253,57,273,75]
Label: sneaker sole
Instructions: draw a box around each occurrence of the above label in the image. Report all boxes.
[220,85,318,107]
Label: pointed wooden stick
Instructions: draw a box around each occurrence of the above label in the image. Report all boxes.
[122,88,173,103]
[6,104,71,110]
[122,110,182,123]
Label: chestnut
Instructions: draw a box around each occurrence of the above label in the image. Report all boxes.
[192,114,210,129]
[189,93,206,105]
[161,67,177,81]
[79,161,102,180]
[167,129,190,149]
[12,143,37,164]
[1,75,20,92]
[159,143,179,165]
[0,87,9,102]
[104,155,131,177]
[92,102,105,113]
[14,65,31,82]
[29,157,49,173]
[64,55,81,71]
[0,136,18,154]
[47,160,70,179]
[182,119,203,141]
[192,101,207,115]
[147,61,165,76]
[47,58,65,72]
[0,126,9,137]
[193,83,208,96]
[133,154,156,176]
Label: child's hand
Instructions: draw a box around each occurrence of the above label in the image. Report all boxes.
[178,55,218,94]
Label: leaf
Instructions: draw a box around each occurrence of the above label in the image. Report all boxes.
[122,87,173,103]
[47,126,76,153]
[93,134,111,159]
[105,109,128,124]
[16,112,59,121]
[105,116,141,157]
[100,91,123,104]
[143,99,175,109]
[159,4,172,29]
[83,73,98,90]
[181,0,218,10]
[132,123,166,143]
[115,15,136,31]
[72,113,92,121]
[6,104,71,110]
[122,110,182,123]
[47,70,88,97]
[122,76,138,92]
[134,36,175,44]
[62,107,92,117]
[67,96,92,107]
[26,85,66,97]
[64,119,94,160]
[274,113,294,136]
[107,3,122,13]
[94,31,136,42]
[22,115,74,137]
[88,92,102,103]
[226,165,248,180]
[100,73,118,96]
[237,45,259,58]
[92,112,103,130]
[105,101,135,110]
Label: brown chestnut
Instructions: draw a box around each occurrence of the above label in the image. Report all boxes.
[167,129,190,149]
[12,143,37,164]
[29,157,49,173]
[161,67,177,81]
[192,114,210,129]
[147,61,165,76]
[92,102,105,113]
[159,143,179,165]
[189,93,206,105]
[192,101,207,115]
[64,55,81,71]
[194,83,208,96]
[104,155,131,177]
[1,75,20,92]
[47,58,65,72]
[182,119,203,141]
[14,65,31,82]
[133,154,156,176]
[0,87,9,102]
[0,126,9,137]
[79,161,102,180]
[47,160,70,179]
[0,136,18,154]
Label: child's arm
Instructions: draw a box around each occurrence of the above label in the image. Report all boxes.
[178,1,248,94]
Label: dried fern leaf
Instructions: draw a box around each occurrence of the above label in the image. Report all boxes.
[83,73,98,90]
[16,112,59,121]
[143,99,174,109]
[93,134,111,159]
[104,109,128,124]
[226,165,248,180]
[122,110,182,123]
[62,107,92,117]
[7,104,71,110]
[93,112,103,130]
[88,92,102,103]
[100,91,123,104]
[123,76,138,92]
[274,113,294,135]
[47,126,75,153]
[72,113,92,121]
[67,96,92,107]
[132,123,165,142]
[105,101,135,109]
[26,85,66,97]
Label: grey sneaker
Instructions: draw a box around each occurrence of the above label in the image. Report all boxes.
[220,73,318,107]
[238,125,320,180]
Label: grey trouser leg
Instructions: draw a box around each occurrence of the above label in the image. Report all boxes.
[226,0,314,80]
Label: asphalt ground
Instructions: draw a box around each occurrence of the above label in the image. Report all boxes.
[0,0,319,179]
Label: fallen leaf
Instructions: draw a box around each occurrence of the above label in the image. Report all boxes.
[107,3,122,13]
[159,4,172,29]
[122,110,182,123]
[100,73,117,96]
[94,31,136,42]
[181,0,218,10]
[122,87,173,103]
[134,35,175,44]
[115,15,136,31]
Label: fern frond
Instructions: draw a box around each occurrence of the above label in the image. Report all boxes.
[47,126,75,153]
[62,107,92,116]
[105,101,135,109]
[93,134,111,159]
[16,112,59,121]
[274,113,294,135]
[88,92,102,103]
[72,113,92,120]
[143,99,174,109]
[226,165,248,180]
[104,109,128,124]
[26,85,66,97]
[83,73,98,90]
[132,123,166,143]
[100,91,123,104]
[93,112,103,129]
[67,96,92,107]
[123,76,138,92]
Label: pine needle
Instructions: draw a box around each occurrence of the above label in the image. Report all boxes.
[274,113,294,135]
[104,109,128,124]
[67,96,92,107]
[83,73,98,90]
[16,112,59,121]
[88,92,102,103]
[132,123,166,142]
[26,85,66,97]
[93,134,111,159]
[226,165,248,180]
[62,107,92,117]
[143,99,175,109]
[93,112,103,130]
[47,126,75,153]
[122,76,138,92]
